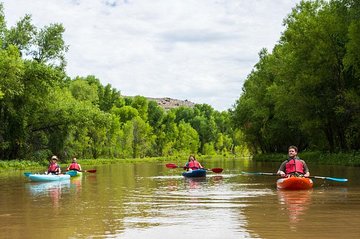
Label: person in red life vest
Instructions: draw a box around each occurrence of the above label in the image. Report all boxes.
[47,155,61,175]
[277,146,310,177]
[66,157,82,171]
[184,155,204,171]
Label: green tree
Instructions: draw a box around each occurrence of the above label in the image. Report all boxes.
[69,78,99,104]
[174,121,199,155]
[129,116,154,158]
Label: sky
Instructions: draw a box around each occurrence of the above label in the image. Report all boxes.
[2,0,301,111]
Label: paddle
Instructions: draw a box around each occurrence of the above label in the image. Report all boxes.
[241,171,278,176]
[166,163,223,173]
[81,169,96,173]
[310,175,348,182]
[241,171,348,182]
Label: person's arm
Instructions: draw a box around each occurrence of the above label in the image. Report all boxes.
[79,164,82,171]
[301,160,310,177]
[277,161,287,176]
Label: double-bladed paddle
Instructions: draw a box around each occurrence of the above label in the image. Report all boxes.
[241,171,348,182]
[166,163,223,173]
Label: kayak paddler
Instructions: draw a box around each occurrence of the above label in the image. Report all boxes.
[277,146,310,177]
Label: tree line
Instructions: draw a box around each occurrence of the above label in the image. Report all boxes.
[231,0,360,153]
[0,3,248,161]
[2,0,359,161]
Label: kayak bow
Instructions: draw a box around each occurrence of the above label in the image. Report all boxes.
[277,177,313,190]
[182,169,207,178]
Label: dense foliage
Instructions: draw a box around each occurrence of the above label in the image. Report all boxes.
[232,0,360,153]
[2,0,359,160]
[0,3,245,161]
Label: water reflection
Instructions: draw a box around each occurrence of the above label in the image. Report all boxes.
[277,190,312,226]
[26,180,71,208]
[70,176,82,193]
[184,177,206,189]
[1,161,358,239]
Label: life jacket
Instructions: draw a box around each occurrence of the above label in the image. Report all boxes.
[48,163,59,173]
[68,163,81,171]
[187,161,202,170]
[285,158,305,175]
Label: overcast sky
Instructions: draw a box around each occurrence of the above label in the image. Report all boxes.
[2,0,301,111]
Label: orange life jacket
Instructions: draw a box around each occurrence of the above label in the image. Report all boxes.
[48,163,60,174]
[285,158,305,174]
[187,161,202,170]
[67,162,81,171]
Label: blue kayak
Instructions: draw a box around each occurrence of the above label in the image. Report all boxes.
[182,169,207,178]
[26,174,71,182]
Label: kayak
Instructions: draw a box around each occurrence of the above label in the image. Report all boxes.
[67,170,82,177]
[27,174,71,182]
[277,177,313,190]
[182,169,207,178]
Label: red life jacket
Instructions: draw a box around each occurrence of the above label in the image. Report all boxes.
[285,158,305,174]
[187,161,202,170]
[48,163,59,173]
[68,163,81,171]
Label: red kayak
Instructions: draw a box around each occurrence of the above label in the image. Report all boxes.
[277,177,313,190]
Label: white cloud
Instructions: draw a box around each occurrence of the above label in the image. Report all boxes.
[2,0,301,111]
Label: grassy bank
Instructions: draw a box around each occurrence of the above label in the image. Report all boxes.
[252,151,360,167]
[0,155,219,172]
[1,152,358,172]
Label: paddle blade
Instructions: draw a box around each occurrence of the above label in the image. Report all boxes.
[85,169,97,173]
[312,176,348,182]
[327,177,348,182]
[165,163,178,169]
[24,172,32,177]
[211,168,223,173]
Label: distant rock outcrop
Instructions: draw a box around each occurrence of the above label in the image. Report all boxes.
[146,97,195,110]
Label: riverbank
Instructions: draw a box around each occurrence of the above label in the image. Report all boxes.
[0,155,230,172]
[0,156,175,172]
[252,151,360,167]
[1,152,359,172]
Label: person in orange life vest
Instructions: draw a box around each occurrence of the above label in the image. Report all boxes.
[185,155,203,171]
[66,157,82,171]
[277,146,310,177]
[47,155,61,175]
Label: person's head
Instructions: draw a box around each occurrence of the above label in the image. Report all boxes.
[72,157,77,163]
[188,155,195,162]
[51,155,58,162]
[288,146,298,158]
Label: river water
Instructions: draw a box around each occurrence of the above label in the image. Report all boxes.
[0,158,359,239]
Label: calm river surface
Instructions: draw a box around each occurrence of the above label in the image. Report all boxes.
[0,158,359,239]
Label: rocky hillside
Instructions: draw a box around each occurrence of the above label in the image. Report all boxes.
[146,97,195,110]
